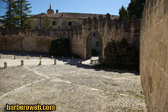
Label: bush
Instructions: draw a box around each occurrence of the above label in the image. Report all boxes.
[49,38,71,56]
[104,39,139,70]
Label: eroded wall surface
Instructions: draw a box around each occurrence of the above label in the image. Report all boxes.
[140,0,168,111]
[0,29,69,53]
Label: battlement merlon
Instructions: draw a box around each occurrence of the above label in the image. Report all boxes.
[82,14,140,30]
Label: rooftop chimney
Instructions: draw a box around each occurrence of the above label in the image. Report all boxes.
[56,10,59,14]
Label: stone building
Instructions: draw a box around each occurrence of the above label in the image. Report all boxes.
[0,4,140,60]
[29,4,119,30]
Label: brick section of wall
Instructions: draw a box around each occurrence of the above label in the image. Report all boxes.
[140,0,168,111]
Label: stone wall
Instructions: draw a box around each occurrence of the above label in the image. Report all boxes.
[0,14,140,59]
[0,29,69,53]
[140,0,168,111]
[70,14,140,59]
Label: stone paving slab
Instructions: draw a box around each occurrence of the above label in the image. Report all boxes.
[0,53,147,112]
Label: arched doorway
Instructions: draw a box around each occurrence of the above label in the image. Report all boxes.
[86,31,102,60]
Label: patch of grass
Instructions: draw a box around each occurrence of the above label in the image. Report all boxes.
[104,90,112,96]
[104,90,119,101]
[124,109,137,112]
[113,93,119,99]
[140,91,144,95]
[127,90,144,99]
[103,81,119,86]
[110,95,119,101]
[127,90,136,95]
[135,95,144,99]
[112,83,118,86]
[103,81,109,85]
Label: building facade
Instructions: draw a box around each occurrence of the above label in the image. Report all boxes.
[29,4,119,30]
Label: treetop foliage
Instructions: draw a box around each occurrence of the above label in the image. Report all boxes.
[127,0,145,19]
[119,0,145,20]
[119,5,128,21]
[0,0,31,29]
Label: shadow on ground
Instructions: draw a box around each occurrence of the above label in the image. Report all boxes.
[0,51,139,75]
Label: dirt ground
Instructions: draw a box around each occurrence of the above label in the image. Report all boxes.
[0,52,147,112]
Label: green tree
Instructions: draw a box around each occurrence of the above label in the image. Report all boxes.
[15,0,31,28]
[0,0,31,28]
[0,0,16,28]
[119,5,128,21]
[127,0,145,19]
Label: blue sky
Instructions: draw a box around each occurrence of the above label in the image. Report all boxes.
[0,0,130,16]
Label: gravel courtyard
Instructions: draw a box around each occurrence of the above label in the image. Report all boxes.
[0,52,147,112]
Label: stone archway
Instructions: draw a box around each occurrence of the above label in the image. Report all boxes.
[86,31,103,60]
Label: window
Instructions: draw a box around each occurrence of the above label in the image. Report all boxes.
[53,21,56,25]
[69,22,72,26]
[93,33,96,37]
[96,42,99,47]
